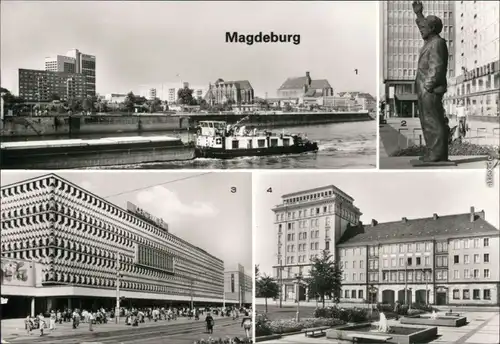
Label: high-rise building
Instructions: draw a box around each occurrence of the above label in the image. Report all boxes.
[148,88,157,100]
[443,1,500,117]
[381,0,455,117]
[45,49,96,97]
[18,69,86,102]
[272,185,499,306]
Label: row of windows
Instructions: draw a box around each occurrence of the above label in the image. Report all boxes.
[453,253,490,264]
[452,238,490,249]
[286,242,322,253]
[343,289,363,300]
[452,269,491,279]
[342,260,365,269]
[343,272,365,282]
[283,190,350,205]
[382,270,432,282]
[453,289,491,300]
[383,256,431,268]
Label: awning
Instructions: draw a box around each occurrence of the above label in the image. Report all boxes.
[395,93,418,101]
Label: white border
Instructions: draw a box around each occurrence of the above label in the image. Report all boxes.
[376,0,381,170]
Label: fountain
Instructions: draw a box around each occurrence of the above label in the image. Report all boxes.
[326,310,438,344]
[377,312,391,333]
[430,311,438,320]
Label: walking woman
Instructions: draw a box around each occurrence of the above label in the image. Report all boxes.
[241,312,252,339]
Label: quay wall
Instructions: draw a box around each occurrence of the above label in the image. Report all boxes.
[1,145,195,169]
[0,112,373,138]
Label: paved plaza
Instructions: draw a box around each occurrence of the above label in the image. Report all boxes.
[1,317,246,343]
[259,311,500,344]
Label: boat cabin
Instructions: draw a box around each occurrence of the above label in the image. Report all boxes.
[197,121,227,136]
[196,132,296,150]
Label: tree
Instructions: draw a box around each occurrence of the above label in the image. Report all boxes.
[305,250,343,307]
[256,274,280,313]
[255,265,260,278]
[199,99,209,111]
[82,97,94,112]
[177,87,194,105]
[124,92,136,112]
[284,103,293,112]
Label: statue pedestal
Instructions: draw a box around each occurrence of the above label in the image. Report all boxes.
[410,159,457,167]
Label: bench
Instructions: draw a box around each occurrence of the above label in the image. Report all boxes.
[302,326,330,338]
[348,334,393,343]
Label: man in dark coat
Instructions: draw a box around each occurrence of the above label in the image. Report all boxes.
[413,0,449,162]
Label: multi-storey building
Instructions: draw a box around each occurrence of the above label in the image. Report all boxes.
[1,174,226,318]
[205,79,254,106]
[18,69,86,102]
[337,207,499,306]
[381,0,455,117]
[277,72,334,102]
[45,49,96,97]
[272,186,362,302]
[273,185,500,306]
[224,264,252,306]
[443,1,499,117]
[148,88,157,100]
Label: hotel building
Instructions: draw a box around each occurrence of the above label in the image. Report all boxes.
[272,186,499,306]
[18,69,86,102]
[45,49,96,97]
[381,0,455,117]
[224,264,252,306]
[1,174,227,318]
[443,1,500,117]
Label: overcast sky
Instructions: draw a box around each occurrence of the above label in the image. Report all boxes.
[1,171,252,272]
[255,171,500,275]
[1,1,377,98]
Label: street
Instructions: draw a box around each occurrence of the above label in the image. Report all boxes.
[3,317,247,344]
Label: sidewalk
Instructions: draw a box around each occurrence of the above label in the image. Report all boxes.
[1,316,206,341]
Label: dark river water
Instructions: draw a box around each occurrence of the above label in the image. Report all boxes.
[101,120,377,169]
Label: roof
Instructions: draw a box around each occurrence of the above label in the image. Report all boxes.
[337,212,499,246]
[214,80,253,90]
[278,76,331,90]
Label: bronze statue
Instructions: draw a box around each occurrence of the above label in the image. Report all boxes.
[413,1,449,162]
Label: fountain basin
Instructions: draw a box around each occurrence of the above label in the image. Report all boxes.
[401,314,467,327]
[326,323,437,344]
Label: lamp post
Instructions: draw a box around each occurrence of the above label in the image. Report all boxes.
[295,273,302,322]
[423,269,429,306]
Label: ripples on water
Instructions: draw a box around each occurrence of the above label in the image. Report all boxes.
[99,121,377,169]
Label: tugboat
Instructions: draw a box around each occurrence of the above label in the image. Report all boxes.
[194,117,318,159]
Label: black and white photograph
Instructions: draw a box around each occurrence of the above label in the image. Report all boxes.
[254,171,499,343]
[378,0,500,169]
[0,171,253,344]
[1,1,377,170]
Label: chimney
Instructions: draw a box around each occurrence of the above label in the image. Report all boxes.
[433,213,438,220]
[371,219,378,226]
[470,206,475,222]
[402,217,407,223]
[479,210,485,219]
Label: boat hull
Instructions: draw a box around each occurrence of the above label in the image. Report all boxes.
[194,143,318,159]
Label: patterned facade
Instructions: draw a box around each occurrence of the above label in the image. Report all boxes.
[1,174,224,306]
[381,0,455,117]
[224,264,252,305]
[18,69,86,102]
[272,186,361,301]
[205,79,254,105]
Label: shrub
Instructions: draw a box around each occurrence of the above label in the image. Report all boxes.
[411,303,435,312]
[267,318,343,335]
[255,313,272,337]
[194,337,253,344]
[390,141,499,158]
[407,309,425,316]
[376,303,394,313]
[313,306,368,323]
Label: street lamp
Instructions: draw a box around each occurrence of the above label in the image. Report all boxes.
[295,273,303,322]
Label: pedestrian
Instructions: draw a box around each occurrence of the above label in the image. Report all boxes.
[205,312,214,334]
[241,312,252,339]
[49,310,56,331]
[38,313,45,337]
[88,312,94,331]
[25,315,33,335]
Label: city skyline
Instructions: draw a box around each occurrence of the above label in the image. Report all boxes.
[254,171,500,276]
[1,171,252,272]
[1,1,377,98]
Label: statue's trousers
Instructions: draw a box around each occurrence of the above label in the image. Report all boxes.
[417,90,448,160]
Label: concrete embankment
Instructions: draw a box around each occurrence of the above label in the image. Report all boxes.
[0,112,373,139]
[0,143,194,169]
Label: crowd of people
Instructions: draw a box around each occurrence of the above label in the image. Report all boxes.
[23,305,253,338]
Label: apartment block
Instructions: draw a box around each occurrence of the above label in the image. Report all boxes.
[18,69,86,102]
